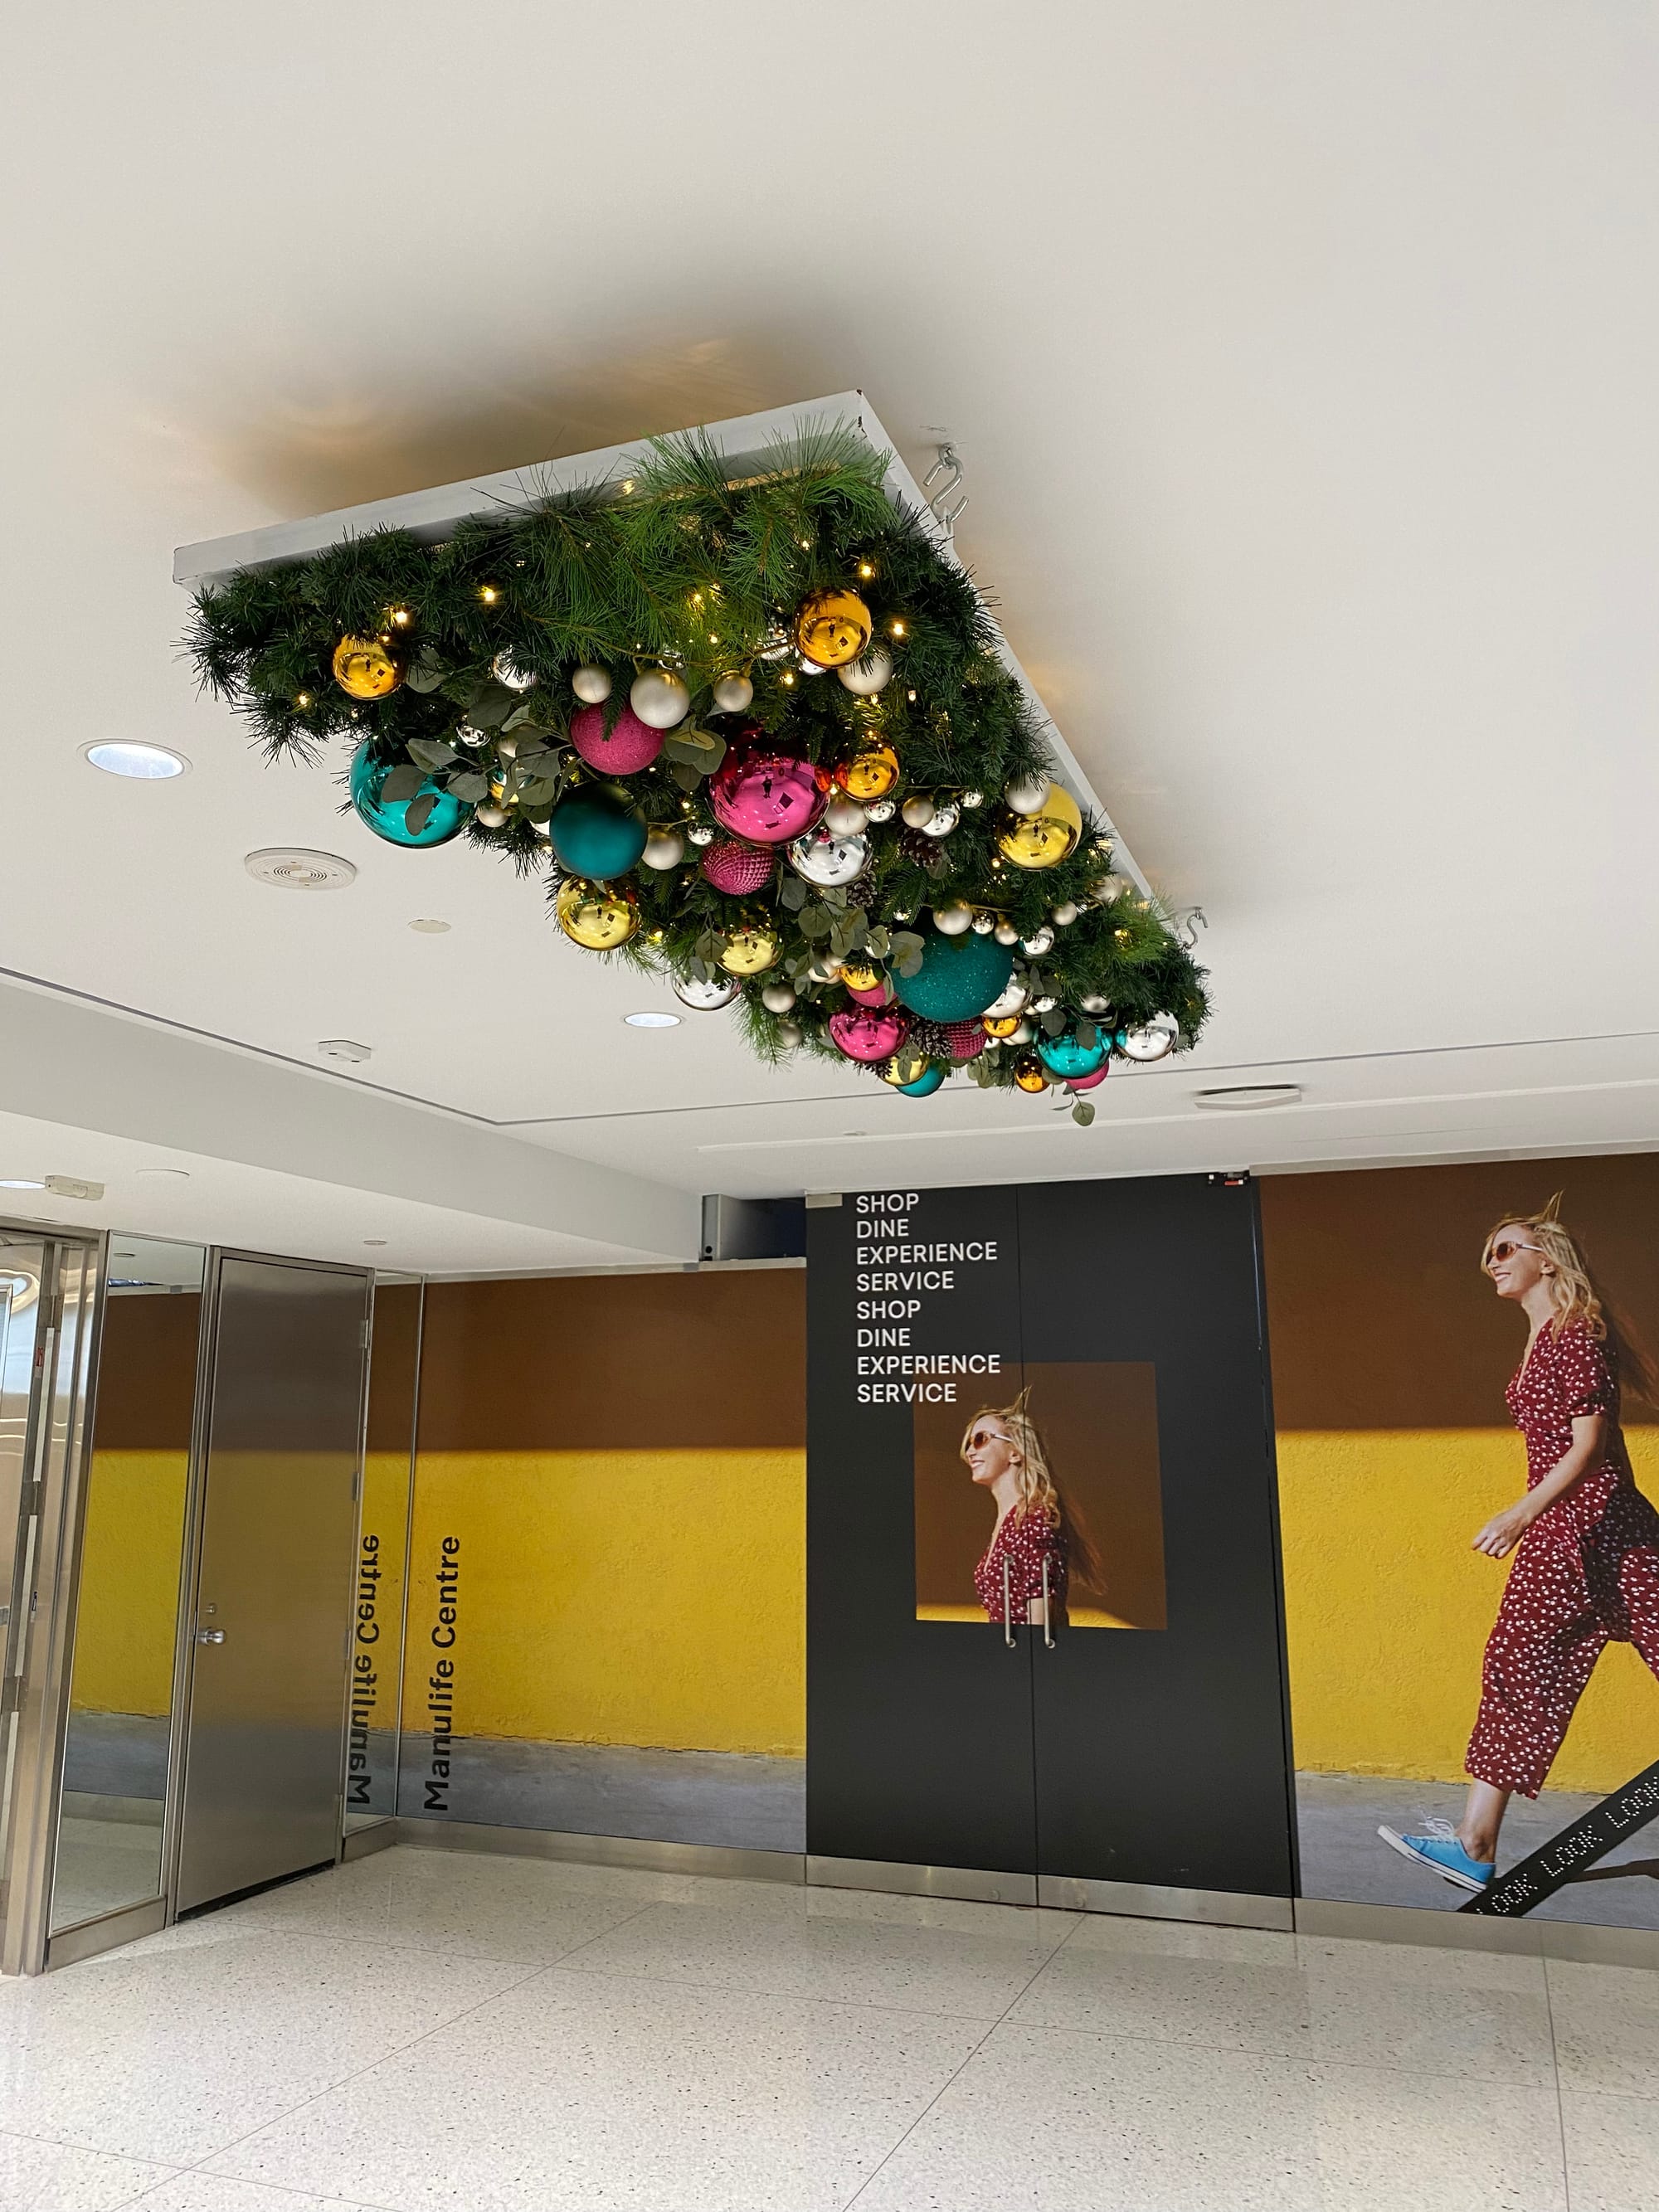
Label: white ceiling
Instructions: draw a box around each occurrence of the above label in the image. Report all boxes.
[3,2,1657,1268]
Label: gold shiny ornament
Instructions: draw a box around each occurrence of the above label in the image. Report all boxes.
[1013,1053,1050,1093]
[719,924,781,976]
[984,1013,1024,1040]
[331,633,406,700]
[795,589,873,669]
[839,962,881,993]
[883,1044,932,1088]
[554,876,640,951]
[837,743,900,802]
[997,785,1083,871]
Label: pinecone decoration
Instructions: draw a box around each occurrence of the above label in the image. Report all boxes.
[909,1018,985,1061]
[898,829,949,873]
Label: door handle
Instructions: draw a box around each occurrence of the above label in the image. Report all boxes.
[1040,1557,1056,1649]
[194,1628,226,1645]
[1002,1558,1015,1648]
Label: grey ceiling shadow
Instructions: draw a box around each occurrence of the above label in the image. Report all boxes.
[197,314,893,520]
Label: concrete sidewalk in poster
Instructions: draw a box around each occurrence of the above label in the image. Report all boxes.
[397,1736,808,1854]
[1298,1772,1659,1928]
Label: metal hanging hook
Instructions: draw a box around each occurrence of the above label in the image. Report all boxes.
[920,432,969,543]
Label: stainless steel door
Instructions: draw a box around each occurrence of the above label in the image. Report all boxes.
[175,1255,367,1913]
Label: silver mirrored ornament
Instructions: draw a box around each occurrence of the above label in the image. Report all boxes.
[1022,926,1055,956]
[674,972,741,1012]
[961,789,985,809]
[474,802,508,829]
[836,644,893,697]
[864,797,896,823]
[795,654,828,676]
[1091,873,1130,905]
[1079,993,1112,1015]
[571,664,612,704]
[982,980,1028,1019]
[788,828,868,887]
[971,912,995,934]
[712,673,754,713]
[1031,994,1058,1014]
[1120,1014,1180,1062]
[492,652,538,692]
[685,824,716,846]
[921,801,959,838]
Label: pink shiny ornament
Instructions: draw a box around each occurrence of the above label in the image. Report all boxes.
[570,702,664,775]
[710,732,828,846]
[1068,1062,1112,1091]
[941,1021,985,1060]
[828,1006,912,1063]
[844,975,895,1009]
[700,839,774,896]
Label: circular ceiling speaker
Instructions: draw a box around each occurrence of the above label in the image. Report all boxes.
[245,848,358,892]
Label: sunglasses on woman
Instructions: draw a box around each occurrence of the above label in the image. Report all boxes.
[1486,1238,1545,1265]
[967,1428,1012,1450]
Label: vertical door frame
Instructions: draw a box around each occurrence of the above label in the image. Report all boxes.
[0,1220,106,1977]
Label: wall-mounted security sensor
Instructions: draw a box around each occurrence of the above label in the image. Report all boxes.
[246,848,358,890]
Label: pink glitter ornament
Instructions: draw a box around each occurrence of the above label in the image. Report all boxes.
[828,1005,912,1063]
[1068,1062,1112,1091]
[570,702,664,775]
[700,840,774,896]
[710,732,828,846]
[844,975,895,1009]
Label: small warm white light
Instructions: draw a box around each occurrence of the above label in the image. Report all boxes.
[389,607,411,626]
[84,741,189,780]
[889,620,907,638]
[479,586,499,604]
[624,1011,681,1029]
[858,562,875,579]
[621,479,636,494]
[295,693,312,708]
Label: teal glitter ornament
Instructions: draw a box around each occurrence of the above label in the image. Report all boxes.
[348,742,470,848]
[547,786,648,881]
[898,1062,946,1097]
[893,928,1014,1023]
[1037,1028,1108,1080]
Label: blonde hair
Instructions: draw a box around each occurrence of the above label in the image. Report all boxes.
[1483,1194,1658,1403]
[960,1390,1103,1587]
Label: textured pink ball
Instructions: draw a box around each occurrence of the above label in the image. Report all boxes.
[942,1021,985,1060]
[1068,1062,1111,1091]
[710,738,828,845]
[829,1006,912,1063]
[570,702,664,775]
[844,976,895,1008]
[700,840,774,896]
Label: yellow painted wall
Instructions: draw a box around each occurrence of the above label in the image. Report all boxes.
[68,1450,188,1717]
[1279,1426,1659,1793]
[402,1449,805,1755]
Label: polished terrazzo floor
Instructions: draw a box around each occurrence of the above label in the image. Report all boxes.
[1,1845,1657,2210]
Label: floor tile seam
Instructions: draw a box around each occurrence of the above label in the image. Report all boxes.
[161,1956,555,2180]
[838,2014,1004,2210]
[535,1956,1017,2025]
[998,2010,1564,2086]
[1543,1952,1575,2212]
[123,2158,392,2212]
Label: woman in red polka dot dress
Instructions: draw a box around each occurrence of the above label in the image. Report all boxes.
[1382,1199,1659,1893]
[963,1394,1100,1629]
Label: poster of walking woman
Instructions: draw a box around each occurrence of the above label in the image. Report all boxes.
[1262,1156,1659,1927]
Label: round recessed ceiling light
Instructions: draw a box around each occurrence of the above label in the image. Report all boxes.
[1194,1085,1302,1111]
[363,1238,388,1247]
[623,1011,681,1029]
[318,1039,372,1064]
[408,918,451,934]
[0,1177,46,1190]
[246,848,358,891]
[82,741,190,780]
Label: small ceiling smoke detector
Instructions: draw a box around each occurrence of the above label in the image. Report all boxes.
[317,1039,372,1064]
[1194,1085,1302,1111]
[45,1174,105,1201]
[246,848,358,891]
[408,918,451,934]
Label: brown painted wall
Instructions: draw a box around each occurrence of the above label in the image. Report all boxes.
[1259,1155,1659,1430]
[415,1269,807,1451]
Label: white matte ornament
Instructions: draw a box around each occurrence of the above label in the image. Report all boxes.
[572,665,613,705]
[674,973,740,1011]
[921,801,960,839]
[994,921,1019,946]
[1022,926,1055,956]
[642,828,686,870]
[1052,902,1079,926]
[776,1021,804,1048]
[1005,773,1052,817]
[982,980,1028,1019]
[1092,873,1130,905]
[761,982,797,1014]
[712,673,754,713]
[492,652,538,692]
[836,645,893,698]
[824,795,869,838]
[932,903,974,936]
[474,802,508,829]
[788,829,868,887]
[901,795,937,829]
[1121,1014,1180,1062]
[630,669,691,730]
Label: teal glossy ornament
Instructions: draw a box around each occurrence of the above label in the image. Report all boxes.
[893,928,1014,1023]
[898,1062,946,1097]
[1037,1029,1108,1080]
[547,786,648,881]
[348,742,470,848]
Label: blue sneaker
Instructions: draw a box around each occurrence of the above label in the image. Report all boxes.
[1378,1821,1495,1893]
